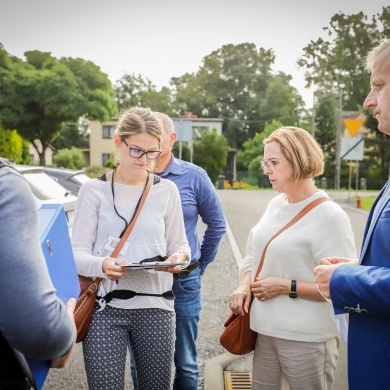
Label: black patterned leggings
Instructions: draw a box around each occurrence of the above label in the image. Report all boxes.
[83,304,176,390]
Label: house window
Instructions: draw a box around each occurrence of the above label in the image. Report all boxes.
[103,125,115,139]
[102,153,110,166]
[195,126,209,132]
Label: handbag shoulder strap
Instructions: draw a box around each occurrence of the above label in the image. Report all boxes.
[253,196,329,281]
[111,173,154,258]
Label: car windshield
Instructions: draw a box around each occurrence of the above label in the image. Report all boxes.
[22,172,71,199]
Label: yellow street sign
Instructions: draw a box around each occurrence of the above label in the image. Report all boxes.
[343,119,364,137]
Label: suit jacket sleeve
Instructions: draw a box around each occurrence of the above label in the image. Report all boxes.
[330,259,390,317]
[330,182,390,317]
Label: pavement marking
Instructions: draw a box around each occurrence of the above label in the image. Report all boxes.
[224,214,243,269]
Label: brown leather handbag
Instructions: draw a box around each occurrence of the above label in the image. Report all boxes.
[74,173,153,343]
[220,197,328,355]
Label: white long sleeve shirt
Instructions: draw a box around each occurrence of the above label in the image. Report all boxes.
[240,191,356,342]
[71,176,190,312]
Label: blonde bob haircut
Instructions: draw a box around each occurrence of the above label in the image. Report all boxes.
[263,126,324,181]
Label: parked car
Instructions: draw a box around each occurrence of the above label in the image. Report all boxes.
[44,167,90,196]
[13,165,78,234]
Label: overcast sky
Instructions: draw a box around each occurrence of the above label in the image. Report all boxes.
[0,0,387,108]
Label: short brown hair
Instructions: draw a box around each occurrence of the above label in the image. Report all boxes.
[263,126,324,181]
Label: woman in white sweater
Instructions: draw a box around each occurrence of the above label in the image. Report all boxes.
[72,107,190,390]
[229,126,356,390]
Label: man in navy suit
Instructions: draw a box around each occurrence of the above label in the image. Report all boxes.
[314,39,390,390]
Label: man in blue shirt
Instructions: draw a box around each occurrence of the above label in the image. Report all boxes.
[156,113,226,268]
[150,113,226,390]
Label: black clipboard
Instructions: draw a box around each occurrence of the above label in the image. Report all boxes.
[120,261,188,269]
[12,349,40,390]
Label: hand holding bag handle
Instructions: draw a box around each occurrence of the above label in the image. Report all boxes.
[74,173,154,343]
[220,196,329,355]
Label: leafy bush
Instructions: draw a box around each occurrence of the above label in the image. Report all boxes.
[0,127,30,163]
[85,165,108,178]
[53,147,85,169]
[193,130,229,184]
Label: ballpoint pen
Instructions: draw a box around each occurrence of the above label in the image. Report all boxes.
[115,261,119,284]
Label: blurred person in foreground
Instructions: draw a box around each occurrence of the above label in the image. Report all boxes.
[315,39,390,390]
[0,157,76,390]
[230,127,356,390]
[129,112,226,390]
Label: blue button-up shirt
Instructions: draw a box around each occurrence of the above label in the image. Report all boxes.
[157,155,226,275]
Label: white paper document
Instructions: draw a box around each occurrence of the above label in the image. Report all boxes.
[121,261,188,269]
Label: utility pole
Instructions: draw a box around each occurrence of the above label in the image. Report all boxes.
[334,89,343,190]
[311,89,316,137]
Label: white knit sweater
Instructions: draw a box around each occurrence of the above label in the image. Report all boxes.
[239,191,356,342]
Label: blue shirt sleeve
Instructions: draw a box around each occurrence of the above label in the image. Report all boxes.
[196,170,226,274]
[159,157,226,275]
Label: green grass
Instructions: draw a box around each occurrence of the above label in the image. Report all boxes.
[352,196,376,211]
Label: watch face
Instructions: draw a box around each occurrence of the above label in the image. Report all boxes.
[289,292,298,299]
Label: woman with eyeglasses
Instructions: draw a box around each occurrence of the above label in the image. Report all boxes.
[71,107,190,390]
[229,126,356,390]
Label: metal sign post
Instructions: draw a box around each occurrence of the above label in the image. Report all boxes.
[341,134,364,202]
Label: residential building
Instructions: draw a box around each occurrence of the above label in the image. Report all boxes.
[88,116,223,167]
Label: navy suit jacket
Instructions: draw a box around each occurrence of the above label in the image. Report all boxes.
[330,182,390,390]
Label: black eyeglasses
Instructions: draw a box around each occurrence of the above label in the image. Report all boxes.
[122,139,161,160]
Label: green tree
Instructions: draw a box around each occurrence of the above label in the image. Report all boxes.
[192,130,229,184]
[297,7,390,181]
[53,147,85,170]
[171,43,304,149]
[0,126,27,163]
[236,120,284,173]
[115,73,172,114]
[257,74,304,130]
[170,73,203,117]
[312,91,339,180]
[0,46,117,165]
[296,10,389,110]
[363,110,390,184]
[85,165,108,179]
[234,120,284,188]
[172,142,190,162]
[52,118,90,150]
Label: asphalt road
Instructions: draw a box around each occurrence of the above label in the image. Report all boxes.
[40,188,376,390]
[217,189,372,259]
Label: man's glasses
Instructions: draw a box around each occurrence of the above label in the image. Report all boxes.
[122,139,161,160]
[260,158,287,171]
